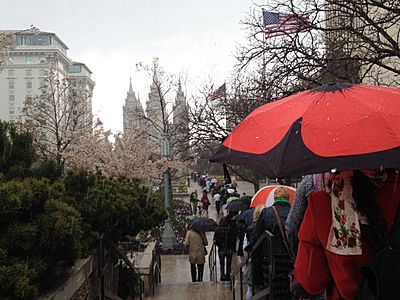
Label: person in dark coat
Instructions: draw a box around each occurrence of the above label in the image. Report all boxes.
[214,212,237,281]
[250,186,292,299]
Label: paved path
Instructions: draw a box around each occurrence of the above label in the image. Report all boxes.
[144,180,252,300]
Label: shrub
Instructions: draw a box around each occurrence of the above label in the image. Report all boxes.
[0,262,39,300]
[36,199,83,263]
[0,178,55,227]
[1,222,38,256]
[63,170,167,241]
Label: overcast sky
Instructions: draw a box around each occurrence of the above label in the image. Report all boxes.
[0,0,256,133]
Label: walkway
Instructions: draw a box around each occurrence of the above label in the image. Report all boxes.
[144,180,253,299]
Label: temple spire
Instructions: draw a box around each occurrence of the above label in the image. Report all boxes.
[129,76,133,93]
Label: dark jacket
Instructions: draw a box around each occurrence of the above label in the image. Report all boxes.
[214,215,237,251]
[250,202,292,295]
[251,202,291,255]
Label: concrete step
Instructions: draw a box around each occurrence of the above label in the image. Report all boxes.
[144,281,231,299]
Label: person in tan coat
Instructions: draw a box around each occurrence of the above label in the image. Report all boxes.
[185,229,208,282]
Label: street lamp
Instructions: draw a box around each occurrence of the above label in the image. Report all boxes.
[160,133,177,250]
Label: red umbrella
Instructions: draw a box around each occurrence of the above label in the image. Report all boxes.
[250,185,296,208]
[211,83,400,178]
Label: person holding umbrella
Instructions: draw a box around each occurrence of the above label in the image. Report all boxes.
[249,186,293,299]
[291,169,400,300]
[185,227,208,282]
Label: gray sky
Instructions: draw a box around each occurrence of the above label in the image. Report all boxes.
[1,0,256,132]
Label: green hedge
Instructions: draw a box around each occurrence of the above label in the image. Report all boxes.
[0,172,166,299]
[0,122,167,299]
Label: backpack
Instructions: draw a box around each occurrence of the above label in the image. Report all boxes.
[355,204,400,300]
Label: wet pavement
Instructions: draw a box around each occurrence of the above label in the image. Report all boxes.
[144,179,252,300]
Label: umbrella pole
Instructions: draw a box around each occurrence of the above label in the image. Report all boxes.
[162,168,177,250]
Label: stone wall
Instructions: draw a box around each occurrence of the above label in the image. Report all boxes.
[40,256,97,300]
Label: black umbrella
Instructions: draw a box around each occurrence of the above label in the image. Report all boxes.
[240,196,252,207]
[188,216,218,232]
[226,199,249,212]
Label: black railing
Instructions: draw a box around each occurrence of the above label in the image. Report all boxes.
[110,242,144,300]
[209,241,218,282]
[230,230,274,300]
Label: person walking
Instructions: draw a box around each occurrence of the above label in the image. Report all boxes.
[185,229,208,282]
[250,186,293,299]
[190,190,199,216]
[214,192,222,215]
[214,212,237,281]
[243,204,264,299]
[285,174,329,255]
[200,191,210,217]
[291,169,400,300]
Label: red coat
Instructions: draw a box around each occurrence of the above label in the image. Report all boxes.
[294,172,400,300]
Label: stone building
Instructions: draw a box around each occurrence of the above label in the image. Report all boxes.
[0,29,94,123]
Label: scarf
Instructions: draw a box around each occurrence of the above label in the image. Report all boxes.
[326,169,388,255]
[274,197,291,205]
[326,171,363,255]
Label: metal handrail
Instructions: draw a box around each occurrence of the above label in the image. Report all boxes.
[250,230,275,300]
[209,241,218,282]
[231,230,274,300]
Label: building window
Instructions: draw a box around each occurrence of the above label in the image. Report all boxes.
[7,69,14,77]
[9,95,15,102]
[26,81,32,89]
[26,69,32,77]
[26,57,33,64]
[67,65,81,73]
[9,108,15,115]
[8,81,14,89]
[9,102,15,108]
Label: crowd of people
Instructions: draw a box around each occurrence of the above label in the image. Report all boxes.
[185,169,400,299]
[185,173,243,283]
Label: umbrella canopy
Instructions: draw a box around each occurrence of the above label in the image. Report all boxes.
[211,84,400,178]
[250,185,296,208]
[226,199,249,212]
[188,216,218,232]
[240,195,253,207]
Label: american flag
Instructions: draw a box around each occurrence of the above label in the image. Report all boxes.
[262,9,310,38]
[207,83,226,101]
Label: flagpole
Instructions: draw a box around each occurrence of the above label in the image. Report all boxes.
[261,9,267,101]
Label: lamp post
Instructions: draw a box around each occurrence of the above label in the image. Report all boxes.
[160,132,177,250]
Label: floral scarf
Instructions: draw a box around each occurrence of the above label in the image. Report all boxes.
[326,171,362,255]
[326,169,388,256]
